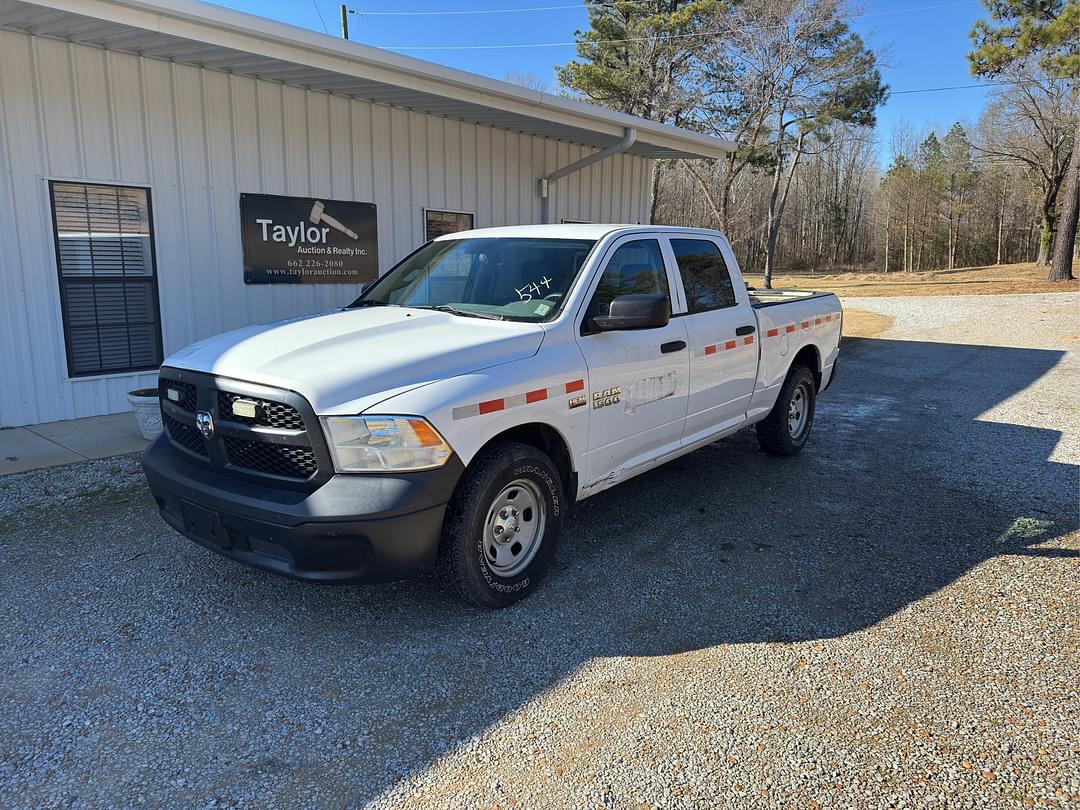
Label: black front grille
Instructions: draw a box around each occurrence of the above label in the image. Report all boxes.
[217,391,304,429]
[157,368,326,488]
[164,413,207,457]
[224,438,318,479]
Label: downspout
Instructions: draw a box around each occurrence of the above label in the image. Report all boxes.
[538,127,637,223]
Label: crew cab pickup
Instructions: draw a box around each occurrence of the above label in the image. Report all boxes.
[143,225,841,607]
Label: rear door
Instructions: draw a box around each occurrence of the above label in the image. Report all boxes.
[667,236,759,445]
[574,235,689,489]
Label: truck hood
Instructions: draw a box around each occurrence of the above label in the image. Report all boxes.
[164,307,545,414]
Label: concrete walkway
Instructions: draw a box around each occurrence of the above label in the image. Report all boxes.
[0,413,150,475]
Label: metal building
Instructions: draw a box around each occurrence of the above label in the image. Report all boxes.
[0,0,732,428]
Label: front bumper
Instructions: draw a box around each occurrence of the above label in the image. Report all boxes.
[142,436,464,583]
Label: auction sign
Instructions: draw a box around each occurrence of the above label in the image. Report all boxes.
[240,193,378,284]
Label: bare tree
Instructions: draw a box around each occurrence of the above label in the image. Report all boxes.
[975,65,1077,265]
[695,0,886,287]
[504,72,550,93]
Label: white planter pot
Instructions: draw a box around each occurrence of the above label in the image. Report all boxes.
[127,389,163,440]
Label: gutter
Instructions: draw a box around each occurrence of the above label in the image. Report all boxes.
[538,127,637,223]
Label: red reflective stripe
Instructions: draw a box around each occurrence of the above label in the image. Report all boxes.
[565,379,585,394]
[814,318,822,326]
[704,344,717,355]
[766,328,779,337]
[526,388,548,403]
[785,324,796,333]
[744,335,754,345]
[724,340,737,350]
[478,399,504,415]
[801,321,810,329]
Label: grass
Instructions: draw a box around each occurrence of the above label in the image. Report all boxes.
[840,310,895,339]
[744,261,1080,298]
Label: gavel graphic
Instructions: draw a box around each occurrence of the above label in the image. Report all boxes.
[309,200,358,240]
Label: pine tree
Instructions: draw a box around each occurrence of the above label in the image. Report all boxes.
[942,124,979,269]
[970,0,1079,280]
[556,1,718,222]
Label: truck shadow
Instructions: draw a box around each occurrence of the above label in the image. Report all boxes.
[226,336,1077,802]
[551,336,1078,654]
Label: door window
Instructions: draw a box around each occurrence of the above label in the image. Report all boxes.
[585,239,670,324]
[671,239,736,313]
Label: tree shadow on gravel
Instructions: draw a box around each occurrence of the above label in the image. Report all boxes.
[1,338,1077,807]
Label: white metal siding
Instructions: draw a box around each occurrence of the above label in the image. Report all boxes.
[0,30,652,427]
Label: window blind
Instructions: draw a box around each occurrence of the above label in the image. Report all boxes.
[50,182,163,377]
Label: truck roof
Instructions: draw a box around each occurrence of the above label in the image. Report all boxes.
[433,224,727,241]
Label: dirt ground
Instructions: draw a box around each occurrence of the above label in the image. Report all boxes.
[745,260,1080,297]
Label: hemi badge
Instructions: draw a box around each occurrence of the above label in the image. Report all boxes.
[166,388,180,402]
[232,399,258,418]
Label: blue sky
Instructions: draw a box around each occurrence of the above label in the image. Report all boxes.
[211,0,997,166]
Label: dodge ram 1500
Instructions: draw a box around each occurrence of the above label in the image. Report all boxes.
[143,225,841,607]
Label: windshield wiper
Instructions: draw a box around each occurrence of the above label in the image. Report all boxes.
[421,305,505,321]
[348,299,389,308]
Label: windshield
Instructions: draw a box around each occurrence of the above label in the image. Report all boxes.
[349,237,597,322]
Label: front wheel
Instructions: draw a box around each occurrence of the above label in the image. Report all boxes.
[756,365,816,456]
[436,441,564,608]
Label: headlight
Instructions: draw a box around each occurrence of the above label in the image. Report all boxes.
[322,415,452,472]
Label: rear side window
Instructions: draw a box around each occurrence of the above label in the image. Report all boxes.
[671,239,737,312]
[586,239,670,321]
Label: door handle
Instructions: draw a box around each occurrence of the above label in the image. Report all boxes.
[660,340,686,354]
[735,324,756,336]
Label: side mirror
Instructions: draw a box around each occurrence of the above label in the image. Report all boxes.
[591,293,670,332]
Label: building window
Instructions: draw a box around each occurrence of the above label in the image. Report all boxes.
[424,209,474,241]
[49,182,163,378]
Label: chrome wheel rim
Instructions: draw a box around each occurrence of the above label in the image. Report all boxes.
[483,478,546,577]
[788,382,810,440]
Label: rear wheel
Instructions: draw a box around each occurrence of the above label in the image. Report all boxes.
[436,441,564,608]
[756,364,816,456]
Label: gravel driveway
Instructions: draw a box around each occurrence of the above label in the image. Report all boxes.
[1,293,1077,809]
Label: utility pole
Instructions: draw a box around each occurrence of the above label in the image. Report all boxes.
[340,4,349,40]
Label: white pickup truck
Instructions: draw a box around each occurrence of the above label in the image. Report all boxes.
[143,225,841,607]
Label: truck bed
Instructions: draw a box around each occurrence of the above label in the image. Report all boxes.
[748,288,834,308]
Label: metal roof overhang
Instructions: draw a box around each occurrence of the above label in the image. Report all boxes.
[0,0,735,160]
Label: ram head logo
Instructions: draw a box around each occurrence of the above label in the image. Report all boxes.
[195,410,215,439]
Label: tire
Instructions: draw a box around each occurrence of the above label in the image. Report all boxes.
[756,364,817,456]
[436,441,564,608]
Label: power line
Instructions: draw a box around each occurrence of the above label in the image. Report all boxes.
[371,1,978,49]
[351,0,976,18]
[340,3,1009,97]
[349,2,585,15]
[354,0,976,42]
[890,83,1005,94]
[310,0,330,34]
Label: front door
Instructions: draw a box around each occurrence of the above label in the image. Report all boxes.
[574,236,689,490]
